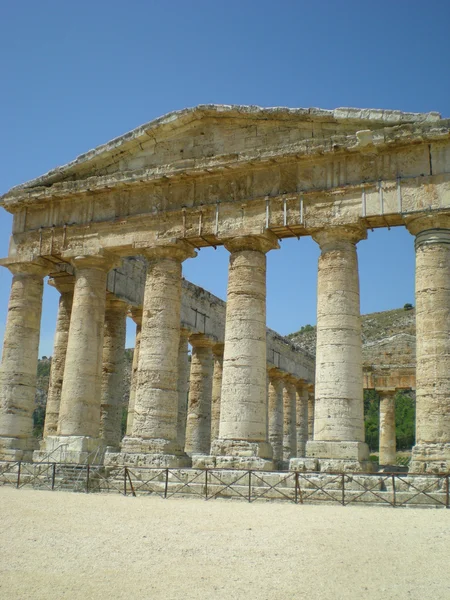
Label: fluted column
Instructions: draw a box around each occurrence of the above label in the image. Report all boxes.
[176,328,190,451]
[185,334,214,455]
[406,216,450,473]
[125,308,142,436]
[308,388,315,440]
[118,241,196,467]
[49,255,117,462]
[0,260,48,460]
[42,277,74,438]
[268,367,284,468]
[378,389,396,466]
[283,375,297,464]
[306,225,371,471]
[210,343,224,444]
[211,232,279,470]
[295,380,309,458]
[100,297,128,450]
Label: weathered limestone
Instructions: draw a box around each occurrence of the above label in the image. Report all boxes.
[100,297,128,450]
[0,261,47,460]
[210,343,224,444]
[45,255,116,463]
[406,216,450,473]
[268,368,284,468]
[42,277,73,438]
[176,328,190,451]
[125,308,142,436]
[283,376,297,463]
[379,390,397,465]
[295,381,309,458]
[307,387,314,440]
[185,334,214,456]
[114,241,196,467]
[306,226,371,472]
[211,233,279,470]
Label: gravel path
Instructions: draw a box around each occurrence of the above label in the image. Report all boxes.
[1,487,449,600]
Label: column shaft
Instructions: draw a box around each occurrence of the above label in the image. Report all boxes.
[176,329,190,451]
[212,233,278,469]
[379,390,396,465]
[268,370,283,467]
[308,391,315,440]
[43,280,73,438]
[100,298,127,449]
[185,335,214,455]
[210,344,224,444]
[295,382,309,457]
[0,263,46,460]
[283,377,297,463]
[126,310,142,436]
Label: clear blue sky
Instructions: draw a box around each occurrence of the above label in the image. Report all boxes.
[1,0,449,356]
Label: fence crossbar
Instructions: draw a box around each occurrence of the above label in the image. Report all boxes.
[17,462,55,491]
[125,468,167,497]
[343,475,394,506]
[250,471,296,503]
[394,474,447,507]
[87,466,124,494]
[165,470,205,499]
[297,473,343,504]
[206,470,250,501]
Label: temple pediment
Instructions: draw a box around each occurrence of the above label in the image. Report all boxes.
[3,104,443,201]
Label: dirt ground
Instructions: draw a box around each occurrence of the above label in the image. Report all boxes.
[1,487,449,600]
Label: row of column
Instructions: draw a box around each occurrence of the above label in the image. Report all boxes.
[0,216,448,473]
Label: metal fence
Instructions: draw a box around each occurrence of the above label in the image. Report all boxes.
[0,461,448,508]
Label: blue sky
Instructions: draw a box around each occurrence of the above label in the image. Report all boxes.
[1,0,449,356]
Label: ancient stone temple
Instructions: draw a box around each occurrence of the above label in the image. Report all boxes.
[0,105,449,474]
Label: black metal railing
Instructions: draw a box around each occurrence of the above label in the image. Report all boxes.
[0,461,448,508]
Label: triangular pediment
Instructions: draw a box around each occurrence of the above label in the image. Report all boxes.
[4,104,443,197]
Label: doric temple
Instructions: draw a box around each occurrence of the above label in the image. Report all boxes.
[0,105,448,474]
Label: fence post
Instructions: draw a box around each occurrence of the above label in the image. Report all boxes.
[86,464,90,493]
[341,473,345,506]
[164,468,169,499]
[124,467,127,496]
[392,474,396,507]
[446,475,449,509]
[294,471,299,504]
[51,463,56,490]
[16,461,21,489]
[205,469,208,500]
[248,470,252,503]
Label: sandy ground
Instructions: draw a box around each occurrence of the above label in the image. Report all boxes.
[0,488,449,600]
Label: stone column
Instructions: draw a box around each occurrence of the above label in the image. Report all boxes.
[406,216,450,473]
[47,255,117,463]
[0,260,48,460]
[378,389,396,466]
[100,297,128,451]
[210,343,224,444]
[211,232,279,470]
[307,387,315,440]
[125,308,142,436]
[295,380,309,458]
[306,226,371,472]
[176,328,190,452]
[283,375,297,464]
[268,367,284,468]
[116,241,196,467]
[42,277,74,439]
[185,334,214,457]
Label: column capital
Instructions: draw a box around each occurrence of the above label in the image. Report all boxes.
[212,342,225,357]
[223,231,280,254]
[405,213,450,237]
[0,257,51,277]
[105,295,129,312]
[377,388,397,397]
[48,275,75,294]
[137,239,196,262]
[268,366,285,381]
[128,307,143,325]
[189,333,216,348]
[312,225,367,250]
[69,253,121,272]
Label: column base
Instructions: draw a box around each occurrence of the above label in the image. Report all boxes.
[108,436,191,468]
[408,443,450,474]
[0,436,39,462]
[301,440,374,472]
[33,435,104,464]
[210,439,274,470]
